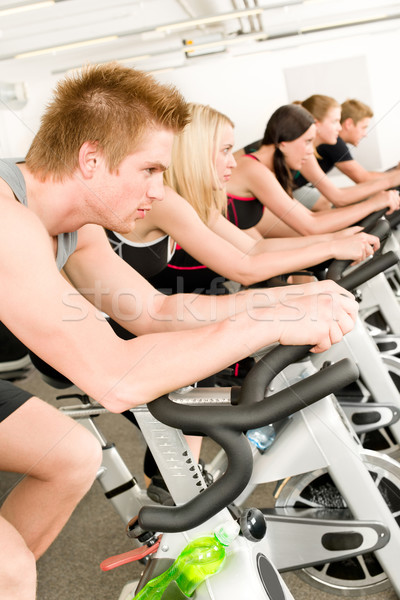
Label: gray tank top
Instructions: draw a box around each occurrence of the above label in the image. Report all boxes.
[0,158,77,270]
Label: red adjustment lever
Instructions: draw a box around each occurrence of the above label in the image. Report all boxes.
[100,536,162,572]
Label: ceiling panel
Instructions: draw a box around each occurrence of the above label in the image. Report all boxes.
[0,0,399,76]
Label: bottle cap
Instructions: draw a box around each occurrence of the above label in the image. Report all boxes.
[214,520,240,546]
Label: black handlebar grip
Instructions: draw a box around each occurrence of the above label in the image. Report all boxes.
[238,344,311,406]
[355,208,388,231]
[140,357,359,532]
[139,428,253,533]
[326,218,392,283]
[367,217,391,242]
[337,251,399,291]
[387,208,400,228]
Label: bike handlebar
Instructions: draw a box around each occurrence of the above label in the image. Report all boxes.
[325,215,396,287]
[387,208,400,228]
[326,250,399,291]
[138,349,359,533]
[364,216,391,244]
[137,211,394,533]
[355,208,388,231]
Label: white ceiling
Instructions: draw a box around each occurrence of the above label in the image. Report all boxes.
[1,0,400,76]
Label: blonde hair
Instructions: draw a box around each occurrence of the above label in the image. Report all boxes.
[164,103,234,224]
[301,94,340,122]
[341,99,373,124]
[26,62,190,182]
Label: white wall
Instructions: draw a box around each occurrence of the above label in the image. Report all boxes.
[1,23,400,170]
[155,25,400,170]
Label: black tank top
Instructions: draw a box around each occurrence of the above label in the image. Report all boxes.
[148,244,228,296]
[106,230,174,279]
[226,155,264,229]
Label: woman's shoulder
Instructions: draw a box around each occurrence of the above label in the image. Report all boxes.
[163,184,189,206]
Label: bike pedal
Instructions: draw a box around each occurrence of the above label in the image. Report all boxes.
[100,536,161,571]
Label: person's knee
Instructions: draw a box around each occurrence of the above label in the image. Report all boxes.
[54,425,102,494]
[0,543,36,597]
[70,427,102,488]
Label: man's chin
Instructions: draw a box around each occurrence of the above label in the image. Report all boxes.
[113,221,136,234]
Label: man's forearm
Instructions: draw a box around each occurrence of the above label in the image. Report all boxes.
[145,288,278,333]
[99,308,282,412]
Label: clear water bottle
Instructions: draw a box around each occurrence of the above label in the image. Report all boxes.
[246,424,276,453]
[133,520,240,599]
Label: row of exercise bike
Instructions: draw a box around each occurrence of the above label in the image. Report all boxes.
[8,207,400,600]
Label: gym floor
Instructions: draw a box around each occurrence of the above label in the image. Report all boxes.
[0,365,397,600]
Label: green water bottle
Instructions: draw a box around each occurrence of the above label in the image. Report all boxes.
[133,520,240,599]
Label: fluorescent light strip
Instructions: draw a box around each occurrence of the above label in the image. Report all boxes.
[15,36,118,59]
[0,0,54,16]
[156,8,263,32]
[14,14,264,61]
[301,14,388,32]
[184,32,267,53]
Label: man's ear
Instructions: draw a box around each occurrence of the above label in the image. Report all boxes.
[78,141,100,178]
[341,118,353,132]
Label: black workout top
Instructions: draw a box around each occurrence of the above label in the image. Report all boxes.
[317,137,354,173]
[106,229,175,279]
[293,137,353,189]
[149,243,228,295]
[227,155,264,229]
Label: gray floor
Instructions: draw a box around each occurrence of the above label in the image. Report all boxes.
[0,365,398,600]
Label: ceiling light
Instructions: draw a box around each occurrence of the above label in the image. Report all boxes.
[0,1,54,17]
[15,36,118,59]
[183,31,267,54]
[301,14,388,32]
[156,8,263,32]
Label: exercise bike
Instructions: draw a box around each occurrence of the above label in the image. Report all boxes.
[105,347,368,600]
[316,220,400,455]
[206,252,400,597]
[30,218,400,598]
[35,340,362,600]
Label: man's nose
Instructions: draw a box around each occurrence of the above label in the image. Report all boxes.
[148,174,165,201]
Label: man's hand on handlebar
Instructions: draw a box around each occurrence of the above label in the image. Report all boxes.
[275,284,358,354]
[274,279,355,301]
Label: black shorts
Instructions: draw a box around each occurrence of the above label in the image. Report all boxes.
[0,378,33,422]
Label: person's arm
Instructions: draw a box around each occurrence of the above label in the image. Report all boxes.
[143,188,378,286]
[59,222,358,406]
[209,212,365,252]
[237,158,400,235]
[0,198,358,413]
[300,154,400,207]
[336,159,391,183]
[207,212,379,269]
